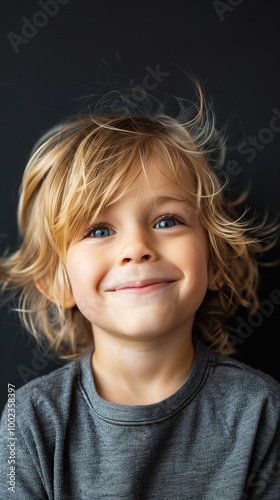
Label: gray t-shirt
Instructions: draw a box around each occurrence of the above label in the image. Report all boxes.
[1,342,280,499]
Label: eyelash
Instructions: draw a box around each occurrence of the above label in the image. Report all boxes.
[83,222,113,239]
[83,213,185,238]
[155,213,185,226]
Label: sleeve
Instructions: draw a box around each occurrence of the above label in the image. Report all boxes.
[243,389,280,499]
[0,400,49,500]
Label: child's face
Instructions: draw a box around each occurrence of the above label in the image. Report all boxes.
[66,157,213,343]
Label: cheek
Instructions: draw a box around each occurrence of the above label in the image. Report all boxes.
[66,248,106,305]
[175,240,210,289]
[177,239,209,269]
[67,262,105,323]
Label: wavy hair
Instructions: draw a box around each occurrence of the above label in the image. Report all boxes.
[0,84,277,358]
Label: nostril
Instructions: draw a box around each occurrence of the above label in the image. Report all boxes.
[122,254,150,263]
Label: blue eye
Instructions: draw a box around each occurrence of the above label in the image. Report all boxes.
[90,227,115,238]
[155,219,177,229]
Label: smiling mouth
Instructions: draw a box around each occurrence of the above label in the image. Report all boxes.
[107,279,176,294]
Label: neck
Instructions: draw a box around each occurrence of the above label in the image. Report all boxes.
[91,327,194,405]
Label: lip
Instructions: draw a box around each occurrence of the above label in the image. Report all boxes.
[106,278,177,294]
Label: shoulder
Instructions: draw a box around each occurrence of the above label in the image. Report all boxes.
[1,357,82,431]
[18,358,79,405]
[0,358,89,498]
[209,350,280,393]
[204,347,280,418]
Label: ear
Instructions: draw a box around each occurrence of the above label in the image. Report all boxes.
[35,278,76,309]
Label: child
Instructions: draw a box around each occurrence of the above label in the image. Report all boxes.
[0,85,280,499]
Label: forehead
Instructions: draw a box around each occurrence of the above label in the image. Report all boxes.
[110,152,196,208]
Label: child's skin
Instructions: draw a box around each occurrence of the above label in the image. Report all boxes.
[65,155,217,405]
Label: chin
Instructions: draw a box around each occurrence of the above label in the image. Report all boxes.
[112,317,178,340]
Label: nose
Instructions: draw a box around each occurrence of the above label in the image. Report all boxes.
[118,226,157,265]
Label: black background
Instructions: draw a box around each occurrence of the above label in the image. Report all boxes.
[1,0,280,414]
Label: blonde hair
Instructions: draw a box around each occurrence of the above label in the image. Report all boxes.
[0,86,276,358]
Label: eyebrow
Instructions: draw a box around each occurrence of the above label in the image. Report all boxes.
[147,195,198,220]
[150,195,195,209]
